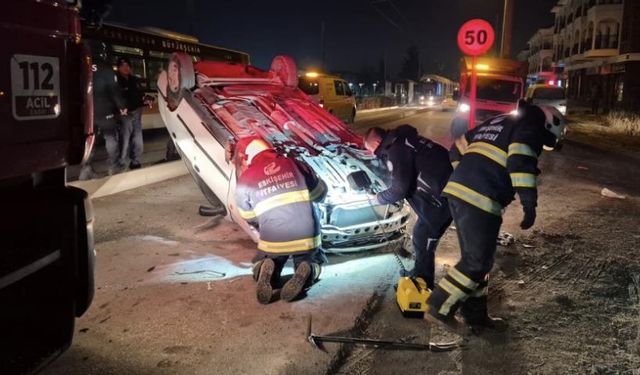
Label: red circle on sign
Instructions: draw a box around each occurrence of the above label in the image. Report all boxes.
[457,19,495,56]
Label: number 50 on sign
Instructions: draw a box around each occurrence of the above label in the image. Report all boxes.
[457,19,495,57]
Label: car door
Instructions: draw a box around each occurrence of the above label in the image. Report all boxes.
[332,80,347,120]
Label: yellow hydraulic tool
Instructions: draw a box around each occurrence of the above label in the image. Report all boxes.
[396,276,431,318]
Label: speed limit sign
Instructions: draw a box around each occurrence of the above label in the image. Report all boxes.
[457,19,495,129]
[457,19,495,56]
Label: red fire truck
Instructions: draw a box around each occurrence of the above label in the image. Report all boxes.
[452,56,529,129]
[0,1,95,373]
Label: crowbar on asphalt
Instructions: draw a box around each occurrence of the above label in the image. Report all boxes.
[305,315,460,353]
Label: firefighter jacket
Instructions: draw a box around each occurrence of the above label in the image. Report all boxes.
[235,151,326,255]
[443,112,546,216]
[93,60,126,128]
[375,125,452,207]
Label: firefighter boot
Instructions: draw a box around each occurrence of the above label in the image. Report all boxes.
[461,296,507,334]
[256,259,275,305]
[423,307,470,336]
[281,261,319,302]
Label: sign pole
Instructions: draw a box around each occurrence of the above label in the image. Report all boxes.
[469,55,477,129]
[457,18,495,131]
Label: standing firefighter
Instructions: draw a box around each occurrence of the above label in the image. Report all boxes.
[235,138,327,304]
[364,125,453,290]
[425,104,566,335]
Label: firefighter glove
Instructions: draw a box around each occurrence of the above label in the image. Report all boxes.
[520,205,536,230]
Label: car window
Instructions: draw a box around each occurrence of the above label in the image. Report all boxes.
[298,78,320,95]
[343,82,353,96]
[334,80,345,96]
[533,87,565,100]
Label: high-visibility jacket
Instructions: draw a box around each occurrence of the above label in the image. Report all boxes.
[235,151,326,255]
[375,125,452,207]
[443,113,546,216]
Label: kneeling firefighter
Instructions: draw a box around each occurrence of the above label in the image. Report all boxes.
[364,125,453,290]
[234,138,327,304]
[425,104,566,334]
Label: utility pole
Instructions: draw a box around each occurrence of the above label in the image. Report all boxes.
[500,0,514,58]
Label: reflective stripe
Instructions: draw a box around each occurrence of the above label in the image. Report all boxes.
[467,142,507,167]
[470,285,488,298]
[443,181,502,216]
[238,207,256,220]
[309,183,325,201]
[254,189,311,216]
[508,143,537,158]
[438,278,469,316]
[258,235,321,254]
[448,267,479,291]
[451,161,460,169]
[510,173,537,188]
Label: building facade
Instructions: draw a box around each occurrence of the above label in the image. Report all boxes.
[527,27,555,84]
[524,0,639,112]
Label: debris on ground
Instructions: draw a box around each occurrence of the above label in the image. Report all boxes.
[601,188,626,199]
[146,266,156,273]
[497,232,515,246]
[577,166,589,170]
[522,243,536,249]
[174,269,226,277]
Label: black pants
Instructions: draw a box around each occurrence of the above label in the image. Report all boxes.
[409,195,453,289]
[427,197,502,318]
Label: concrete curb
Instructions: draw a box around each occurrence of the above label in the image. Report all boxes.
[357,106,399,114]
[353,107,433,128]
[69,160,188,199]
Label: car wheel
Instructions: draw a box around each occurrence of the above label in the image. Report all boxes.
[166,52,195,111]
[270,55,298,88]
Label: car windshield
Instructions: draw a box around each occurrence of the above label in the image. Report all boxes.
[473,77,521,102]
[533,87,565,100]
[298,78,319,95]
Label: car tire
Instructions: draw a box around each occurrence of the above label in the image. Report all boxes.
[270,55,298,87]
[166,52,195,111]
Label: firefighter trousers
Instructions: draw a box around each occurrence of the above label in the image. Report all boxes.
[409,195,453,289]
[426,197,501,319]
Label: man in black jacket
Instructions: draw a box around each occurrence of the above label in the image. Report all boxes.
[116,57,147,170]
[79,41,126,180]
[364,125,453,290]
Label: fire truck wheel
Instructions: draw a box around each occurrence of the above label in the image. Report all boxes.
[166,52,195,111]
[270,55,298,88]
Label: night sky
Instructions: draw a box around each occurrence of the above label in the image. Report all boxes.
[107,0,558,79]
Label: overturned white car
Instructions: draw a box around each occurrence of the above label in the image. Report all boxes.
[157,53,410,252]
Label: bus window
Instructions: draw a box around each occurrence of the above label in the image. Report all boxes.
[112,44,144,56]
[147,58,165,91]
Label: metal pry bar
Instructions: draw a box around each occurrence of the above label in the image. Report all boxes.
[305,315,460,353]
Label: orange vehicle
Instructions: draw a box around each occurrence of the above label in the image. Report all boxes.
[452,57,528,129]
[0,1,95,373]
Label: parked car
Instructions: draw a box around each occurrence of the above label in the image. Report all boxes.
[441,95,458,111]
[298,72,357,123]
[525,84,567,115]
[157,53,410,253]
